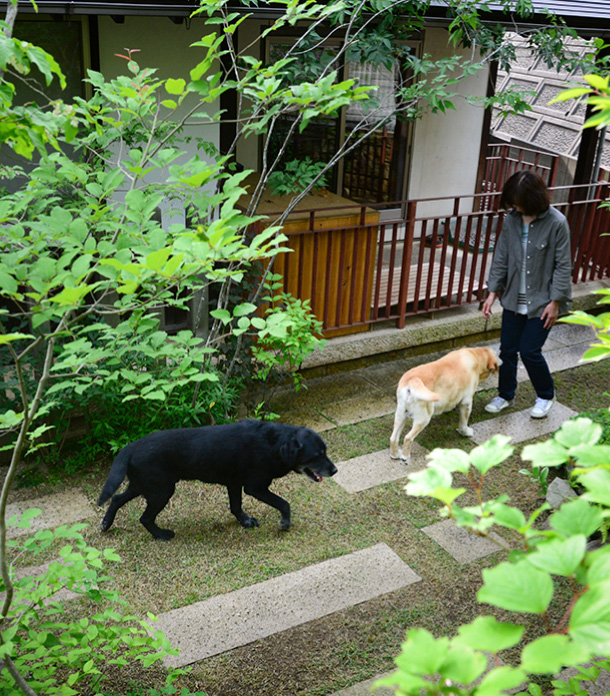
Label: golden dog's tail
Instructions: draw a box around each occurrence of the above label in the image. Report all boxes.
[404,377,441,402]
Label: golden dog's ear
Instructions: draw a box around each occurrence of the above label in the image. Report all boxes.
[487,351,499,373]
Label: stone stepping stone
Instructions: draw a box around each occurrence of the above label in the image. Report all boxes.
[6,489,93,539]
[320,393,397,428]
[333,445,428,493]
[422,519,505,564]
[156,543,421,668]
[471,402,578,446]
[551,323,596,347]
[280,408,338,433]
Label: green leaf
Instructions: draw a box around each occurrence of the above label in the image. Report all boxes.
[527,535,586,577]
[251,317,267,330]
[478,561,553,613]
[455,616,524,652]
[0,332,34,344]
[145,247,172,272]
[210,308,232,325]
[12,508,42,528]
[581,345,610,361]
[375,671,427,693]
[142,390,166,401]
[578,468,610,507]
[442,643,488,684]
[555,418,602,449]
[521,440,570,468]
[431,487,467,505]
[584,74,609,90]
[549,87,592,104]
[166,78,186,95]
[426,447,471,473]
[520,635,591,674]
[405,465,453,497]
[394,628,449,675]
[586,552,610,586]
[570,581,610,651]
[0,269,18,294]
[475,665,527,696]
[72,255,91,279]
[233,302,257,317]
[571,444,610,468]
[549,498,603,538]
[488,502,526,530]
[469,435,513,475]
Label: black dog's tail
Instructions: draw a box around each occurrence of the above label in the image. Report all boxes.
[97,447,131,506]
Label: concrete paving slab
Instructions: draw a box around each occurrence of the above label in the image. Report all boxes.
[156,543,421,667]
[333,446,428,493]
[542,336,569,352]
[545,342,607,373]
[269,372,386,412]
[550,323,596,347]
[6,490,93,539]
[277,407,337,433]
[471,402,578,446]
[320,393,397,427]
[422,519,505,563]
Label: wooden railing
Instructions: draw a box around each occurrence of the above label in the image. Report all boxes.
[482,143,560,194]
[267,182,610,336]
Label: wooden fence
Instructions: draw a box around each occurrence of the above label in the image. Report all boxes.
[269,182,610,336]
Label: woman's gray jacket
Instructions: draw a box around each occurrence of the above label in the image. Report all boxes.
[486,206,572,318]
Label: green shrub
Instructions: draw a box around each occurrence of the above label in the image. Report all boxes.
[381,419,610,696]
[35,365,242,476]
[0,513,179,696]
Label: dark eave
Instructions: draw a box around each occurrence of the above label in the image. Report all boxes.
[16,0,198,16]
[17,0,610,35]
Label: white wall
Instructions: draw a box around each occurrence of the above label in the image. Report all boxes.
[407,27,489,215]
[97,16,221,227]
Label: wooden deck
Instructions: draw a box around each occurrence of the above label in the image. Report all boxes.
[373,261,485,307]
[374,263,449,306]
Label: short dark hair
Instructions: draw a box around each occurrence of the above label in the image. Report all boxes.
[500,170,551,216]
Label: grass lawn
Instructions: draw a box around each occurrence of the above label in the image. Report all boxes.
[5,356,610,696]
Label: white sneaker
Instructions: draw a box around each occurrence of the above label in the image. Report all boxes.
[485,396,514,413]
[531,397,554,419]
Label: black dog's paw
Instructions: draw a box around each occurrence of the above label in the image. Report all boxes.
[100,518,111,532]
[154,528,176,541]
[280,518,291,531]
[240,515,259,528]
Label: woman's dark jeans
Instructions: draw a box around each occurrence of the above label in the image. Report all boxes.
[498,309,554,401]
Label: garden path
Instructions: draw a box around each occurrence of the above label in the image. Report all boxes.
[7,322,607,695]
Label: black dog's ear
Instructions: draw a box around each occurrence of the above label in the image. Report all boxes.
[280,436,303,463]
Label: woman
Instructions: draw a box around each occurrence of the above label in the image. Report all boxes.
[481,170,572,418]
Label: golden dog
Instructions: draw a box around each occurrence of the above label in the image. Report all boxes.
[389,347,500,462]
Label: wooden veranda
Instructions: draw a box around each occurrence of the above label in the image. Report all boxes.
[267,181,610,337]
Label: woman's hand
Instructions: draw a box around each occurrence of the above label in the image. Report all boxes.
[541,300,560,329]
[482,292,497,319]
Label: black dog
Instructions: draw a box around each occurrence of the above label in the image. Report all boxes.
[97,419,337,540]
